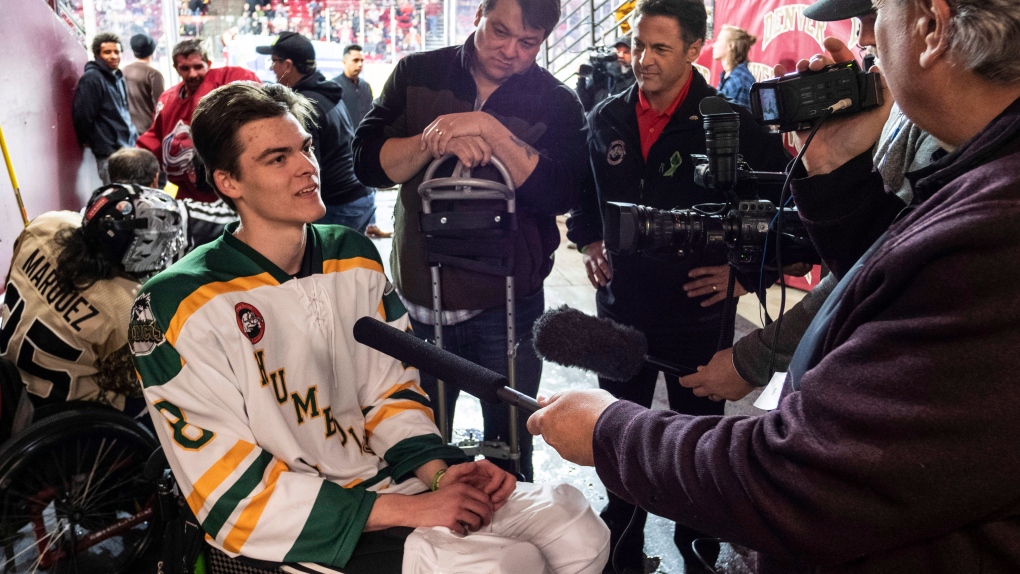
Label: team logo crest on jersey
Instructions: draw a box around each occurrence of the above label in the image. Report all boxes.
[607,140,626,166]
[235,303,265,344]
[129,293,165,356]
[162,120,195,177]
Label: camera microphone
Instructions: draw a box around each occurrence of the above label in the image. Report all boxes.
[699,96,740,193]
[352,317,540,415]
[532,306,695,382]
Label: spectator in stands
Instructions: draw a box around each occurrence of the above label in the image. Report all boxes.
[0,184,184,431]
[137,39,258,202]
[72,32,138,185]
[713,24,757,109]
[258,32,376,233]
[123,33,165,135]
[353,0,588,483]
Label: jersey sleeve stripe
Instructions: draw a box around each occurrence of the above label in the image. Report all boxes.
[221,458,290,553]
[322,257,384,275]
[167,272,279,345]
[186,439,257,516]
[364,400,435,435]
[203,450,275,539]
[376,379,426,401]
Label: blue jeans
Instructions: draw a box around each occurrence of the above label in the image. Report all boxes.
[317,191,376,233]
[409,288,544,482]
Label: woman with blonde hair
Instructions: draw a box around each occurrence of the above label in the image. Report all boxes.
[712,24,757,108]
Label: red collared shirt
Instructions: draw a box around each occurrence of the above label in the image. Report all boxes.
[636,70,694,160]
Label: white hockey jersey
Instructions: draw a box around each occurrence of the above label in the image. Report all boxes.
[130,223,464,568]
[1,211,138,409]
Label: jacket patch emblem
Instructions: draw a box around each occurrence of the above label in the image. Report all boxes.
[129,293,165,356]
[607,140,626,165]
[236,303,265,344]
[663,151,683,177]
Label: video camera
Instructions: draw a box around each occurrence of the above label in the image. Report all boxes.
[603,97,819,274]
[577,46,621,82]
[749,60,883,133]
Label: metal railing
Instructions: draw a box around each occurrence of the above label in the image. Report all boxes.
[542,0,632,83]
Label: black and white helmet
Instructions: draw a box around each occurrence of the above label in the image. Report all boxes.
[83,184,186,275]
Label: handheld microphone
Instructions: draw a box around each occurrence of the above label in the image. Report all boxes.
[352,317,540,415]
[531,306,696,381]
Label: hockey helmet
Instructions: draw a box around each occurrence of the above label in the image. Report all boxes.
[82,184,186,274]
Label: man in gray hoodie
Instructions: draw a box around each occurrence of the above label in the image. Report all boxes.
[72,32,138,184]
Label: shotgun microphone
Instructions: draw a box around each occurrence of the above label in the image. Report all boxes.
[352,317,540,414]
[532,306,696,381]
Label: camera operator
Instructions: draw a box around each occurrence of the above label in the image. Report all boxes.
[565,0,788,570]
[533,0,1020,570]
[575,38,636,112]
[680,0,950,402]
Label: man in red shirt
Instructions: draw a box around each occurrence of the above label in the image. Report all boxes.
[137,39,258,201]
[564,0,789,571]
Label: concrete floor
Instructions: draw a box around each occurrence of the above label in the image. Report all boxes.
[370,189,806,573]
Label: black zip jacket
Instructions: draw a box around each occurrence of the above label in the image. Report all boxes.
[352,38,587,311]
[72,60,138,158]
[293,71,372,206]
[567,71,790,330]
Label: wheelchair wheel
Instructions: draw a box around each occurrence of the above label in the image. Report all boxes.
[0,408,158,573]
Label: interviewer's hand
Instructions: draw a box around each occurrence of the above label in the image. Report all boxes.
[527,390,617,467]
[440,459,516,511]
[773,37,893,176]
[582,240,612,288]
[680,347,755,401]
[684,265,747,307]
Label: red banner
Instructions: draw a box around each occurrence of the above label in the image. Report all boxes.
[694,3,859,291]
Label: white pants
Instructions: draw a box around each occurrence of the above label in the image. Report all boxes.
[402,483,610,574]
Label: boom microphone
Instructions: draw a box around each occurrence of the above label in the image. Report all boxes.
[532,306,696,381]
[352,317,540,414]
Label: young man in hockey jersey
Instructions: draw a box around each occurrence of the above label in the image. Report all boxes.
[136,39,258,202]
[129,81,609,574]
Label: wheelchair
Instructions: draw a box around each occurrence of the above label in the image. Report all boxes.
[0,357,160,573]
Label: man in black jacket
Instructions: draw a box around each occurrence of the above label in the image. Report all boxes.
[258,32,375,232]
[566,0,789,571]
[72,32,139,185]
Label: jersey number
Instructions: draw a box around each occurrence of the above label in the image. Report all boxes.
[0,282,83,404]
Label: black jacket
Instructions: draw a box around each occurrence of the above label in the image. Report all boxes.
[352,39,587,311]
[72,60,138,158]
[567,71,790,330]
[293,71,372,206]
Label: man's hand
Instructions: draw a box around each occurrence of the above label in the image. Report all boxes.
[421,112,496,158]
[441,135,494,168]
[526,390,618,467]
[440,459,517,511]
[369,483,495,535]
[582,240,612,288]
[774,37,893,176]
[684,265,748,307]
[679,347,755,401]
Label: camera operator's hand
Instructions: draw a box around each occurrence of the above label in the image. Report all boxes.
[684,265,747,307]
[679,347,755,402]
[773,37,893,177]
[527,390,618,467]
[582,240,612,288]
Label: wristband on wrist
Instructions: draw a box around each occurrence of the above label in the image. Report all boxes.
[579,243,589,254]
[430,468,447,491]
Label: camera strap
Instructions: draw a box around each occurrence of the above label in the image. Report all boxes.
[786,230,890,392]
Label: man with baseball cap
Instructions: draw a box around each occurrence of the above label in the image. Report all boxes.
[123,33,164,134]
[576,35,635,112]
[257,32,377,233]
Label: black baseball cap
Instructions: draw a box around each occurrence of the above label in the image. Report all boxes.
[613,36,630,49]
[130,33,156,58]
[256,31,316,67]
[804,0,873,21]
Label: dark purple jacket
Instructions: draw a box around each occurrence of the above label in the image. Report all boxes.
[593,96,1020,573]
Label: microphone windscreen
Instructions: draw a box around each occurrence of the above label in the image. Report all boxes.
[532,306,647,382]
[353,317,505,405]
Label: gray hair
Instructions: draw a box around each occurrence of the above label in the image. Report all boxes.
[945,0,1020,83]
[108,148,160,187]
